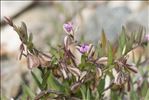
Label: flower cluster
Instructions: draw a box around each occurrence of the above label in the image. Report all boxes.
[5,17,148,100]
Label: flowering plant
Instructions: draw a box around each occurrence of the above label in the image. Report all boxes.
[5,17,149,100]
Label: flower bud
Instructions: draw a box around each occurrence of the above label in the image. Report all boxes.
[126,63,138,73]
[63,22,73,34]
[64,35,73,50]
[87,44,95,58]
[70,82,81,93]
[38,52,51,67]
[27,53,40,69]
[79,71,87,83]
[68,67,81,81]
[96,57,108,65]
[59,62,68,79]
[96,67,102,79]
[114,71,126,85]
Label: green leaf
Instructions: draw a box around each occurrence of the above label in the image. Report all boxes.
[97,45,105,56]
[27,33,34,50]
[47,72,65,93]
[101,29,107,49]
[108,43,113,65]
[119,26,126,54]
[111,91,121,100]
[80,85,86,100]
[50,47,60,59]
[86,88,91,100]
[29,33,33,43]
[63,79,70,95]
[81,54,86,64]
[94,91,99,100]
[122,45,126,55]
[145,89,149,100]
[41,69,51,90]
[22,83,35,99]
[125,33,133,54]
[142,80,148,97]
[137,27,143,44]
[130,88,139,100]
[21,94,28,100]
[31,71,42,90]
[20,22,28,41]
[80,34,85,42]
[79,54,86,70]
[21,22,27,35]
[97,79,105,95]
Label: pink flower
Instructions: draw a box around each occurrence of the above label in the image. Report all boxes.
[79,44,90,53]
[145,34,149,41]
[63,22,73,33]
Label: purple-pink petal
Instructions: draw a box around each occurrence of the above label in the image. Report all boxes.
[63,23,73,33]
[145,34,149,41]
[79,44,89,53]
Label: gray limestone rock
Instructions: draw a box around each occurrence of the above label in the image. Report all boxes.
[82,5,132,42]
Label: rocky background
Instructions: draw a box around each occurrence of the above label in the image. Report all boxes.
[1,1,149,99]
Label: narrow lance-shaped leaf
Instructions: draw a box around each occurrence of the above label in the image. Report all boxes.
[41,69,51,90]
[21,22,27,37]
[108,42,113,65]
[141,80,148,97]
[119,26,126,54]
[130,87,139,100]
[101,29,107,49]
[22,83,35,99]
[86,88,91,100]
[144,89,149,100]
[122,45,126,55]
[19,22,28,43]
[29,33,33,43]
[97,79,105,94]
[80,88,85,100]
[137,27,143,44]
[47,72,65,93]
[80,85,86,100]
[31,71,42,90]
[125,32,133,54]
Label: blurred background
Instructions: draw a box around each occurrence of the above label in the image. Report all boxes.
[1,1,149,99]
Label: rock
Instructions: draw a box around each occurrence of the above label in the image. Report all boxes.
[1,26,21,53]
[1,59,27,99]
[77,2,148,43]
[108,1,147,12]
[1,1,33,21]
[81,5,132,42]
